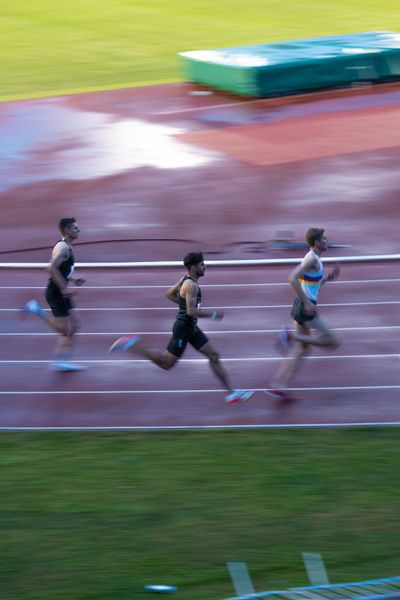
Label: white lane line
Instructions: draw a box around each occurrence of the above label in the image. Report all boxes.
[8,307,257,312]
[2,325,400,336]
[152,96,270,115]
[0,385,399,395]
[0,354,398,364]
[288,385,400,391]
[3,278,400,289]
[1,422,400,430]
[150,85,382,116]
[3,300,400,312]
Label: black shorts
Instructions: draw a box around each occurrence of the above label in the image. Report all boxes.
[45,281,74,318]
[166,319,209,358]
[291,297,317,326]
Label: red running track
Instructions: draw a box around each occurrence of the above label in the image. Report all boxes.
[1,263,399,428]
[1,82,400,428]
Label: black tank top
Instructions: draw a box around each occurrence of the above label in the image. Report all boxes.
[50,241,75,285]
[177,275,201,325]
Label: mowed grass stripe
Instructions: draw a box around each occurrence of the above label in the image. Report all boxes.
[1,428,399,599]
[1,0,400,100]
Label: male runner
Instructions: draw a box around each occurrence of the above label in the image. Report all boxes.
[269,227,341,400]
[24,217,86,371]
[110,251,253,404]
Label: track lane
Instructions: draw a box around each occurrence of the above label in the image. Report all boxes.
[1,81,400,428]
[1,329,399,360]
[0,267,399,427]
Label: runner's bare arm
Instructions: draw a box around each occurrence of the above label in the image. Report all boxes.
[288,254,318,310]
[183,280,223,320]
[322,262,340,284]
[48,243,72,295]
[71,275,86,286]
[165,278,185,304]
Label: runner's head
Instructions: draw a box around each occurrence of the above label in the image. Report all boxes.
[305,227,327,252]
[58,217,80,240]
[183,251,206,278]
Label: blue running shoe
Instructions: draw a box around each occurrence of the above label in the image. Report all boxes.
[49,361,86,372]
[24,299,46,317]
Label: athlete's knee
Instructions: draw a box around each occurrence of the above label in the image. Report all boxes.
[57,318,78,336]
[69,316,81,334]
[66,324,79,337]
[65,324,79,336]
[159,354,177,370]
[297,342,311,358]
[330,334,341,350]
[71,322,80,335]
[323,332,341,350]
[159,361,173,370]
[208,350,221,364]
[291,342,309,360]
[58,322,71,336]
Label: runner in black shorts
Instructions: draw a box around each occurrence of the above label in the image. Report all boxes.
[290,297,317,326]
[166,317,209,358]
[24,217,86,371]
[45,281,74,318]
[110,251,253,404]
[268,227,341,401]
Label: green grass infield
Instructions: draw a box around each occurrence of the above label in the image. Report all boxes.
[1,0,400,101]
[1,427,400,599]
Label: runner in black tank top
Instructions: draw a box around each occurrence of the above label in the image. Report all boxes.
[110,251,254,404]
[176,275,201,325]
[23,218,86,371]
[46,240,75,317]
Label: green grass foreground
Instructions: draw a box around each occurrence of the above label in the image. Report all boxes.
[1,428,400,599]
[1,0,400,100]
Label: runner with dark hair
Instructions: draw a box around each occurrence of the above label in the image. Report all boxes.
[110,251,253,404]
[24,217,86,371]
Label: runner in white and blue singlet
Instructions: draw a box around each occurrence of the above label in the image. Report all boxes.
[291,249,324,325]
[268,227,341,401]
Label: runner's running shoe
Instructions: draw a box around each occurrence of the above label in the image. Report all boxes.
[109,335,140,353]
[225,389,254,404]
[24,299,46,317]
[49,361,86,372]
[265,388,297,402]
